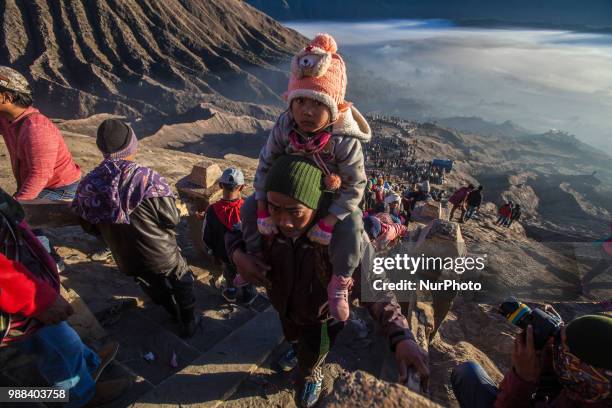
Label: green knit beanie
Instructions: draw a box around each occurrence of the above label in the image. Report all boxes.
[265,155,323,209]
[565,314,612,369]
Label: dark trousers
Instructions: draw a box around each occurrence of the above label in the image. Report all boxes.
[135,270,196,320]
[281,318,345,378]
[451,361,499,408]
[223,262,237,288]
[449,204,465,221]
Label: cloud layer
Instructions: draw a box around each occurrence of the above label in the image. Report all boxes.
[288,20,612,153]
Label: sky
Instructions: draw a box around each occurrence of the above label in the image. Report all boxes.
[287,20,612,154]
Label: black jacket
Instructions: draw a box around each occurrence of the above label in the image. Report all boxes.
[226,225,415,351]
[203,206,229,263]
[82,197,190,278]
[466,190,483,207]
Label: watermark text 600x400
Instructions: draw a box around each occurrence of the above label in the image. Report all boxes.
[0,387,69,402]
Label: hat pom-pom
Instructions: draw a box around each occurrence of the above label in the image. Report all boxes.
[310,33,337,53]
[324,173,342,191]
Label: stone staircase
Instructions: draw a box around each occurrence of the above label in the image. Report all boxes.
[91,274,283,408]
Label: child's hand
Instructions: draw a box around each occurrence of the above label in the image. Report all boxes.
[257,207,278,236]
[307,218,335,245]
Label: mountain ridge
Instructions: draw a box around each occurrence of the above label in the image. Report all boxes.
[1,0,307,120]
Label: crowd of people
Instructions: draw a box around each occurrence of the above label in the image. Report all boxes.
[1,32,610,408]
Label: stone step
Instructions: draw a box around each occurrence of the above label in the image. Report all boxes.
[131,306,283,408]
[96,292,271,406]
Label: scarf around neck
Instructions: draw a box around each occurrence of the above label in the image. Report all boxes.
[211,198,244,231]
[72,159,174,224]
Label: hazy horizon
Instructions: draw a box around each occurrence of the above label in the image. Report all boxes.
[287,20,612,155]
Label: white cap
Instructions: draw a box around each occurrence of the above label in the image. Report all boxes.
[384,193,401,204]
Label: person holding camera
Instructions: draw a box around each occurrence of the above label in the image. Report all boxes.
[450,313,612,407]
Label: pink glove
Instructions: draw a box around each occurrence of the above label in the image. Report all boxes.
[257,209,278,236]
[307,219,334,245]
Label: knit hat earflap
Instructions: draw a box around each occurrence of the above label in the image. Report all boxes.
[264,155,323,210]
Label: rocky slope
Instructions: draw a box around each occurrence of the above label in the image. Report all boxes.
[1,0,306,121]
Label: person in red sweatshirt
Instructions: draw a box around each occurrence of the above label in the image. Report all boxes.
[448,184,474,222]
[0,188,130,407]
[202,167,257,304]
[0,66,81,201]
[0,66,81,261]
[451,314,612,408]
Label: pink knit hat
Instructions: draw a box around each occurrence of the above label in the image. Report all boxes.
[285,33,350,121]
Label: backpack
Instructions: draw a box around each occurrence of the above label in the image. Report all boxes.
[0,187,58,345]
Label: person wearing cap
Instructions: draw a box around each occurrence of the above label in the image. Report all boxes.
[0,66,81,202]
[451,314,612,408]
[228,155,428,408]
[384,193,403,224]
[0,66,81,260]
[72,119,198,337]
[251,33,372,323]
[202,167,256,304]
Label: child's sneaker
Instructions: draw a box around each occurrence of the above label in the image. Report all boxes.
[299,369,324,408]
[278,348,298,372]
[327,275,352,321]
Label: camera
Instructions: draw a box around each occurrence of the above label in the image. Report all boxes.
[498,298,563,349]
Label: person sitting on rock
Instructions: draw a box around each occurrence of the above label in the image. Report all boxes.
[464,185,484,222]
[72,119,198,338]
[0,66,82,270]
[251,33,372,323]
[202,167,257,304]
[451,314,612,408]
[496,201,513,227]
[507,203,521,228]
[363,214,408,251]
[384,193,403,224]
[0,188,130,407]
[228,156,428,408]
[403,182,432,211]
[448,184,474,222]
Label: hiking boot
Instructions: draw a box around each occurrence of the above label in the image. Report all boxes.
[179,308,201,338]
[84,377,133,407]
[91,248,113,262]
[278,348,298,372]
[222,287,238,303]
[327,275,352,322]
[299,371,324,408]
[92,341,119,382]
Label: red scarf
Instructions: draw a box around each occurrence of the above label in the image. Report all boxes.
[289,126,332,155]
[211,198,244,231]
